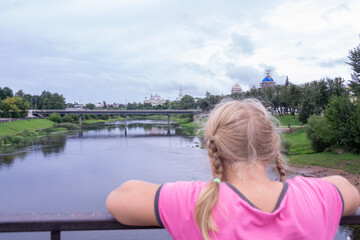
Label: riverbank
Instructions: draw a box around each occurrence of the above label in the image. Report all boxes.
[0,119,54,136]
[0,119,79,151]
[282,126,360,190]
[288,164,360,191]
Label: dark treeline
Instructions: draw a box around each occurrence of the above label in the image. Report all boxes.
[0,88,66,118]
[200,77,348,124]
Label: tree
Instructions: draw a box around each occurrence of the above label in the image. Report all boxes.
[180,94,195,109]
[325,96,359,151]
[48,113,62,123]
[85,103,95,110]
[15,90,25,98]
[0,87,13,100]
[347,39,360,97]
[0,96,30,118]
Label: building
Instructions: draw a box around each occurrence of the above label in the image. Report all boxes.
[231,83,242,94]
[144,93,166,106]
[175,85,184,101]
[260,70,276,88]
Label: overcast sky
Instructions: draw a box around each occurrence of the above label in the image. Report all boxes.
[1,0,359,104]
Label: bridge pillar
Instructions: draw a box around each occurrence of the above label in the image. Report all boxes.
[124,115,127,127]
[167,114,171,134]
[79,114,82,125]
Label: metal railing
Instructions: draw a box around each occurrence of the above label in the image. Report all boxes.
[0,209,359,240]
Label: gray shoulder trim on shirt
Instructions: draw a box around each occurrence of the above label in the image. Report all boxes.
[225,182,261,210]
[272,182,289,212]
[333,184,345,217]
[154,184,164,228]
[225,181,289,213]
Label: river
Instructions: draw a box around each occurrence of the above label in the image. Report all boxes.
[0,120,355,239]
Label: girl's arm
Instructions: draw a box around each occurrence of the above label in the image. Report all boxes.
[322,175,360,216]
[106,180,160,226]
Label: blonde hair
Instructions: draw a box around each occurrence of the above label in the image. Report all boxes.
[194,99,286,240]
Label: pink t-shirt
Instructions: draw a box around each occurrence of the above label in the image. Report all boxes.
[154,176,343,240]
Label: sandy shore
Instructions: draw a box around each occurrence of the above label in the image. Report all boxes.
[288,164,360,191]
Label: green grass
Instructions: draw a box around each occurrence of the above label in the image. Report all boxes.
[283,127,360,173]
[0,119,54,136]
[276,115,300,126]
[82,117,124,124]
[283,128,314,155]
[288,152,360,174]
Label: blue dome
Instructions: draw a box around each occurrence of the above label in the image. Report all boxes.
[262,77,274,82]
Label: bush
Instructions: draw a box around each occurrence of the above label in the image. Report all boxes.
[71,114,79,122]
[305,115,334,152]
[100,114,109,120]
[306,96,360,153]
[47,113,62,123]
[62,114,74,123]
[56,122,79,130]
[325,96,360,153]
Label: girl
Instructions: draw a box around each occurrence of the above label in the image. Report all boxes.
[106,99,359,240]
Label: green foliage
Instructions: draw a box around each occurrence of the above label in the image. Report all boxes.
[180,94,195,109]
[0,119,54,136]
[305,115,334,152]
[71,114,79,121]
[54,122,79,130]
[304,96,360,153]
[83,114,91,120]
[275,115,300,126]
[283,128,314,155]
[288,152,360,174]
[0,87,14,100]
[85,103,95,110]
[0,96,30,118]
[199,92,223,111]
[62,114,74,123]
[35,91,66,109]
[100,114,109,120]
[347,40,360,97]
[47,113,62,123]
[325,96,360,152]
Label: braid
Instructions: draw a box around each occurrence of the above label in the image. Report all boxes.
[208,139,225,181]
[195,137,224,240]
[276,152,286,182]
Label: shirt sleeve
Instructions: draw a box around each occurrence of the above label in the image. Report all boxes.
[154,181,205,238]
[288,176,344,235]
[308,177,344,219]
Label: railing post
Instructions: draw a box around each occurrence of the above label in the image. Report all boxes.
[51,230,60,240]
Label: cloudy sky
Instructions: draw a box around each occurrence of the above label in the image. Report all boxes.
[1,0,359,104]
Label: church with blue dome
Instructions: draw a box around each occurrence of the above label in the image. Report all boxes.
[260,70,276,88]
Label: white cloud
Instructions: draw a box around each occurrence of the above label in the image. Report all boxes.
[0,0,359,103]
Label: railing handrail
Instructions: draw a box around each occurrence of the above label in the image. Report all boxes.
[1,208,359,233]
[0,212,160,233]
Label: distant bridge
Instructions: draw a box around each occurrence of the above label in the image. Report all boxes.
[31,109,202,125]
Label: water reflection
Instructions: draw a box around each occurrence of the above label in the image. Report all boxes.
[0,120,176,169]
[0,135,67,169]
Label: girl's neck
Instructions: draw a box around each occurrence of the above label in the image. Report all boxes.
[225,163,274,186]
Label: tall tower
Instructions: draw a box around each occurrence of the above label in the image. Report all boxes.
[177,85,183,100]
[179,85,183,98]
